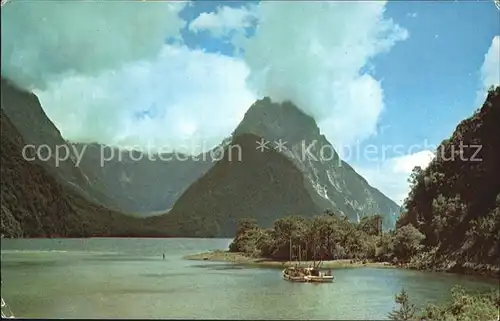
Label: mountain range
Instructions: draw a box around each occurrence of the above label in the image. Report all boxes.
[0,76,400,237]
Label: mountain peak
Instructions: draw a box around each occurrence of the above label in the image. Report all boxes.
[232,96,400,229]
[234,97,320,144]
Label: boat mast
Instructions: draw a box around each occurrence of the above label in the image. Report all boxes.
[304,240,308,266]
[298,245,301,267]
[313,239,316,269]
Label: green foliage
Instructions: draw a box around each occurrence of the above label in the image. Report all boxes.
[392,225,425,264]
[388,288,417,321]
[358,214,383,236]
[388,286,499,321]
[375,232,395,262]
[228,212,419,263]
[419,286,500,321]
[229,218,261,254]
[398,86,500,274]
[254,228,275,257]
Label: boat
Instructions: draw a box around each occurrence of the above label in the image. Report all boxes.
[282,266,309,282]
[282,238,334,283]
[283,265,334,283]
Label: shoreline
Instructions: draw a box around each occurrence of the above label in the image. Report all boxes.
[184,251,500,281]
[183,250,395,269]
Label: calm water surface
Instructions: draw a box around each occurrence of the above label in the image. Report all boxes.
[1,238,496,319]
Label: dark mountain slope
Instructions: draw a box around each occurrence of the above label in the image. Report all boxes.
[0,77,118,210]
[0,109,161,237]
[398,86,500,273]
[233,98,400,229]
[149,133,320,237]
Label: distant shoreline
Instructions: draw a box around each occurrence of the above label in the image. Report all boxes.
[183,250,395,269]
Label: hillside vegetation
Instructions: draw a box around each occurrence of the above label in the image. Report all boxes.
[398,86,500,275]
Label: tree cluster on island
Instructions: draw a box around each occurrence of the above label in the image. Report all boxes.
[228,213,424,266]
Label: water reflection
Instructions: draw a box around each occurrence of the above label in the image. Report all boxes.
[1,238,496,319]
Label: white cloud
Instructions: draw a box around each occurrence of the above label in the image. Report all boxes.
[476,36,500,105]
[480,36,500,89]
[3,1,409,159]
[406,12,418,18]
[189,5,258,37]
[391,150,435,174]
[236,1,409,147]
[36,45,256,153]
[1,0,187,90]
[356,150,435,204]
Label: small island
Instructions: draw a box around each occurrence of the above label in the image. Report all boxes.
[184,213,418,271]
[185,204,499,278]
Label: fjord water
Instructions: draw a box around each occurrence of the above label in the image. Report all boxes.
[1,238,496,319]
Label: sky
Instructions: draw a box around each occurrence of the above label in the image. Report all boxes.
[1,0,499,205]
